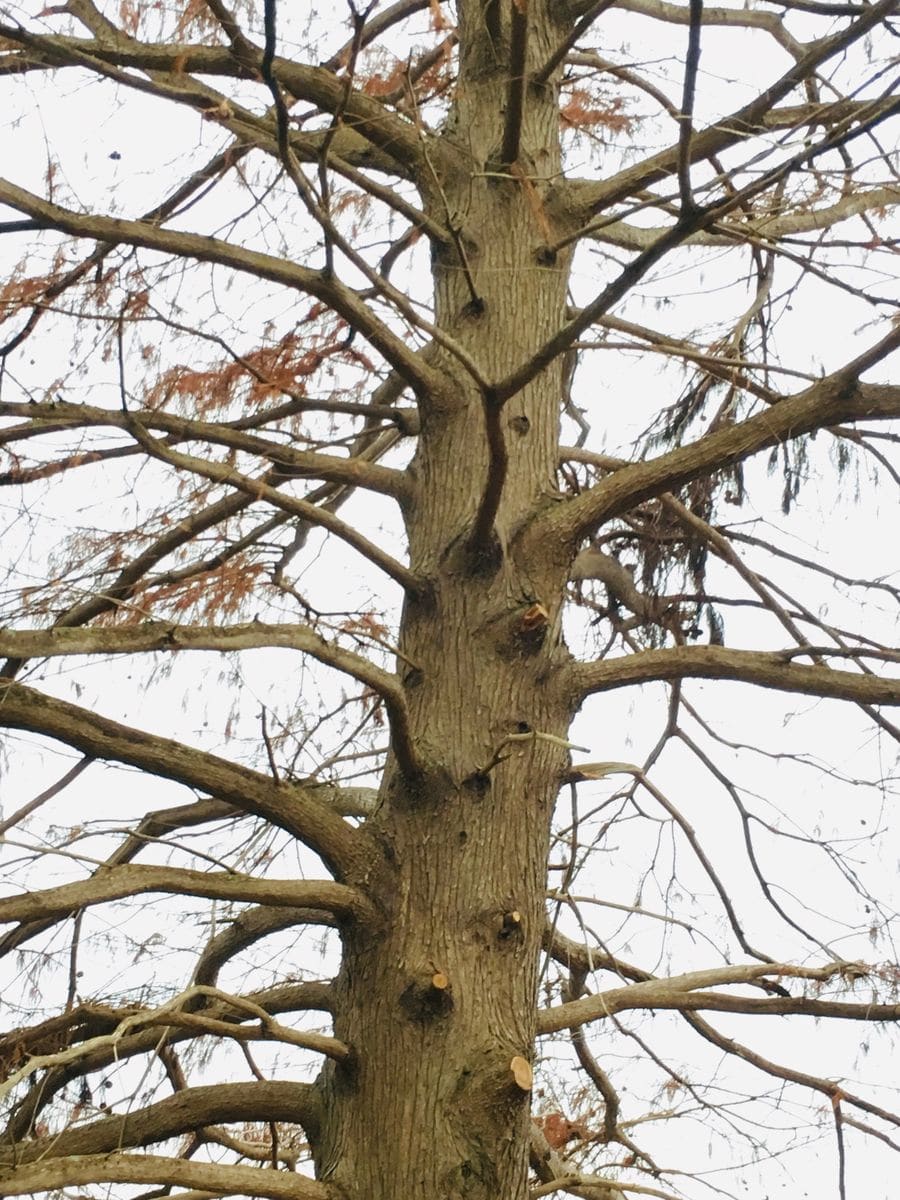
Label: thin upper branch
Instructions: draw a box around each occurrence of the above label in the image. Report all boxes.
[0,179,442,398]
[0,681,367,879]
[0,25,433,180]
[559,0,897,214]
[676,0,703,214]
[534,0,620,85]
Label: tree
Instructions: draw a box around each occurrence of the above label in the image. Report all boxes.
[0,1,898,1197]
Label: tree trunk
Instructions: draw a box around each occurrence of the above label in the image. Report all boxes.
[314,5,574,1195]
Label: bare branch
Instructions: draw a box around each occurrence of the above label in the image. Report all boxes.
[0,982,334,1139]
[0,24,432,179]
[676,0,703,215]
[0,400,411,500]
[537,962,898,1033]
[534,0,620,85]
[572,645,899,707]
[126,420,423,595]
[0,681,367,879]
[546,353,900,546]
[561,0,897,214]
[0,756,92,836]
[0,178,442,397]
[0,622,403,703]
[0,1080,321,1165]
[193,905,339,987]
[0,1154,332,1200]
[0,865,373,930]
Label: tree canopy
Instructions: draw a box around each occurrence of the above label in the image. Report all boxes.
[0,2,898,1199]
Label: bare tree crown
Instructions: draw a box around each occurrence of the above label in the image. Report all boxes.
[0,2,898,1198]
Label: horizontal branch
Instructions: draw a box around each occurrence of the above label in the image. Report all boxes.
[0,982,348,1105]
[1,1080,321,1165]
[1,982,334,1140]
[537,961,894,1033]
[580,183,900,252]
[0,621,403,699]
[0,400,410,500]
[0,1153,332,1200]
[547,361,900,545]
[572,645,899,707]
[11,987,347,1082]
[134,990,350,1061]
[1,983,334,1074]
[0,178,440,397]
[0,795,241,955]
[567,0,803,55]
[0,681,367,879]
[540,929,900,1131]
[0,864,373,928]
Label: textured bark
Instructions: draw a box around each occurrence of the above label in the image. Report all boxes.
[311,7,576,1195]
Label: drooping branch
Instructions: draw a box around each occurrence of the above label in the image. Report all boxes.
[0,1080,322,1166]
[545,348,900,546]
[572,645,899,707]
[0,681,367,878]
